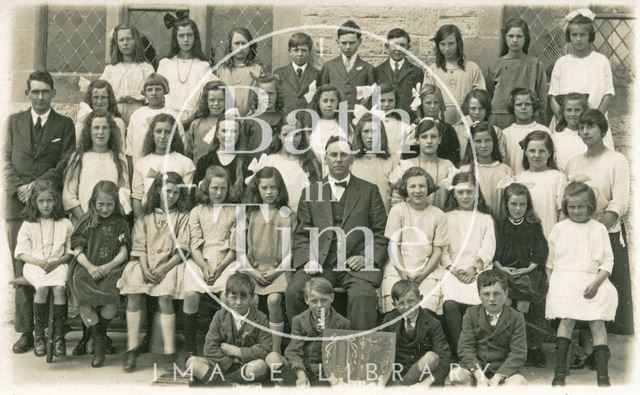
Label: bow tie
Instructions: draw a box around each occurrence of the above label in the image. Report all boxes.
[334,181,348,188]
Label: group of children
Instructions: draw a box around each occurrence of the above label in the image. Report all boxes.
[12,8,631,388]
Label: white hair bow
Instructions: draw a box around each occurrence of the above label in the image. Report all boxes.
[566,8,596,21]
[409,82,423,112]
[352,104,386,126]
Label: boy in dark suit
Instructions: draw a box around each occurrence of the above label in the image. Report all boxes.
[374,28,424,122]
[383,280,451,386]
[186,273,272,385]
[267,277,350,386]
[318,20,375,110]
[449,269,528,386]
[3,70,75,353]
[273,32,320,118]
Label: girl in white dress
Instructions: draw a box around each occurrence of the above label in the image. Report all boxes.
[549,10,616,137]
[131,113,195,217]
[441,172,495,354]
[157,17,216,127]
[100,25,154,124]
[350,112,396,213]
[307,84,351,164]
[15,180,74,358]
[458,121,513,219]
[215,28,264,116]
[390,118,456,210]
[547,182,617,387]
[63,110,130,225]
[182,166,238,355]
[380,167,448,315]
[118,172,192,372]
[186,81,227,162]
[75,79,126,149]
[516,131,567,238]
[247,124,321,213]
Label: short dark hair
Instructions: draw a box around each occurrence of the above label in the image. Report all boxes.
[500,18,531,56]
[565,15,596,43]
[476,269,508,292]
[226,272,255,298]
[391,279,421,301]
[387,28,410,44]
[579,108,609,136]
[27,70,55,91]
[561,181,597,217]
[288,32,313,50]
[397,166,436,198]
[143,172,192,215]
[519,130,558,170]
[304,277,334,299]
[461,89,492,120]
[338,20,361,39]
[508,87,539,114]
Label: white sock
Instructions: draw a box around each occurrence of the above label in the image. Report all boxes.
[159,313,176,354]
[126,310,141,351]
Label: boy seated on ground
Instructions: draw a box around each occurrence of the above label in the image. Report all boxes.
[383,279,451,386]
[186,272,272,385]
[449,269,528,386]
[266,277,350,386]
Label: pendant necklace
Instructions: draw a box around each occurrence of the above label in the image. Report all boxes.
[177,58,195,84]
[39,219,55,262]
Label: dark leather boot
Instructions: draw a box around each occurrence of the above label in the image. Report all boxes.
[552,337,571,386]
[593,345,611,387]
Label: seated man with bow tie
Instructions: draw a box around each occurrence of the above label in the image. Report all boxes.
[285,136,388,330]
[450,269,528,386]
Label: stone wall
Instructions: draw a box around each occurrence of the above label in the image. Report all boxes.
[301,6,502,74]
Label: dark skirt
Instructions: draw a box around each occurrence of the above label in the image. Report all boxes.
[607,222,634,335]
[68,259,123,307]
[506,269,548,304]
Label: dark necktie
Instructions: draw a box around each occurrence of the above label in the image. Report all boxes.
[334,181,347,188]
[33,116,43,147]
[296,67,303,80]
[394,62,400,73]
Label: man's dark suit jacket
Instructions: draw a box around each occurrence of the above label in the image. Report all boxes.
[2,108,75,219]
[273,63,320,117]
[318,56,375,109]
[292,175,388,285]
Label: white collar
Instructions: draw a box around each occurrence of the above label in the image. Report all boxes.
[232,308,251,329]
[391,58,405,70]
[328,173,351,187]
[31,108,51,125]
[341,53,357,66]
[485,308,503,318]
[292,62,308,73]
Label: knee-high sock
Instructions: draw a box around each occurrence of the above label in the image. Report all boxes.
[269,322,285,353]
[183,313,198,354]
[126,310,142,351]
[53,304,66,339]
[159,313,176,354]
[33,302,48,339]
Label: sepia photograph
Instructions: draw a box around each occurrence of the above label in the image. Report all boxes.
[0,0,636,392]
